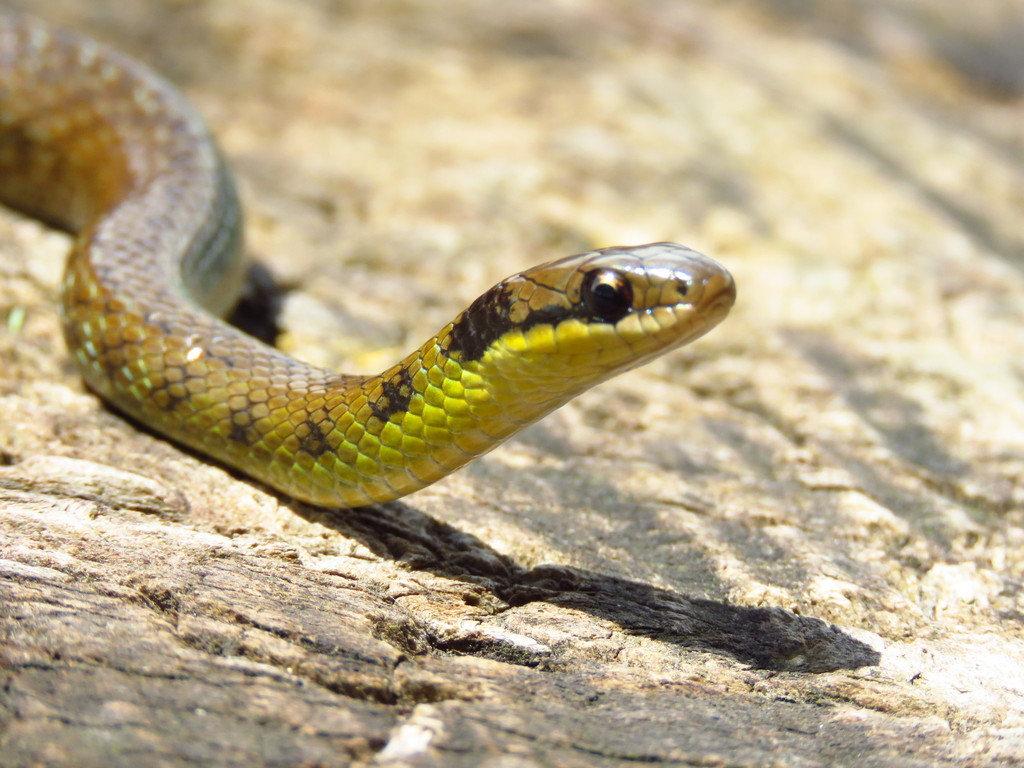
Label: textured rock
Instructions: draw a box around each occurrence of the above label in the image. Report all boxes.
[2,0,1023,765]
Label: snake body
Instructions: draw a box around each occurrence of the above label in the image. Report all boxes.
[0,11,736,507]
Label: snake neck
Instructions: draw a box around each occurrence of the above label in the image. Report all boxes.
[380,319,607,444]
[337,320,588,481]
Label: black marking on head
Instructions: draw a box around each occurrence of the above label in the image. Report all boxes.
[447,268,641,363]
[368,368,414,423]
[447,282,516,362]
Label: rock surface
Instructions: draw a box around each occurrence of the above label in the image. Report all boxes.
[2,0,1022,765]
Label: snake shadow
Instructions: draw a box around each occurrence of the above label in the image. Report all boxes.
[292,498,879,674]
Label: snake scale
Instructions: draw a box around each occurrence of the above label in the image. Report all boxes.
[0,10,736,507]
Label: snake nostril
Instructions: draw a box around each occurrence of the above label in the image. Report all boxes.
[674,277,693,300]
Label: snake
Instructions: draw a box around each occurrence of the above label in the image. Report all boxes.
[0,10,736,508]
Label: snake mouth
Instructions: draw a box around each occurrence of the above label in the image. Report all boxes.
[695,271,737,327]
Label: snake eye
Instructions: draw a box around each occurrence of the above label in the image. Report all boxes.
[581,268,634,323]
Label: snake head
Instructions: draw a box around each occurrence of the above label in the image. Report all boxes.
[555,242,736,371]
[443,242,735,422]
